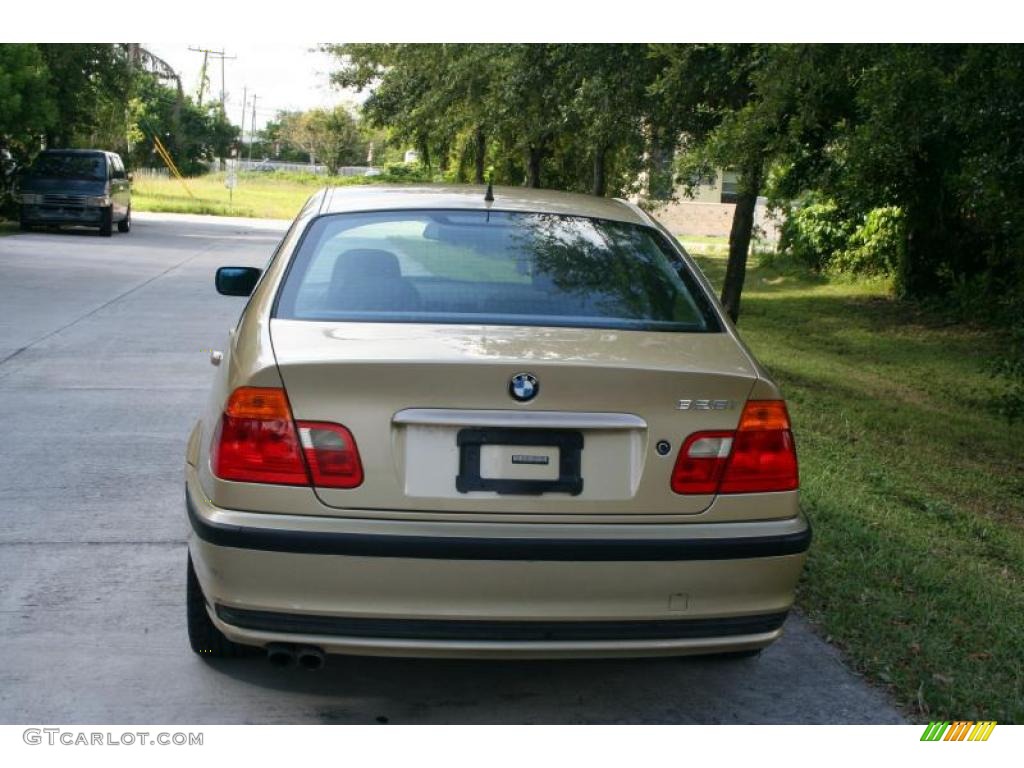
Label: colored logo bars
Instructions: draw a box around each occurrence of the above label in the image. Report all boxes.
[920,721,997,742]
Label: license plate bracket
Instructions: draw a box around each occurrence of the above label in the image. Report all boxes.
[456,428,584,496]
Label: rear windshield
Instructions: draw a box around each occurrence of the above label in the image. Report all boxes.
[275,210,720,332]
[29,153,107,181]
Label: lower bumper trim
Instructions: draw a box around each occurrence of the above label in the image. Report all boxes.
[215,605,788,642]
[186,488,811,561]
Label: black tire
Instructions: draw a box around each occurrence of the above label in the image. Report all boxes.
[117,206,131,233]
[19,206,32,231]
[98,206,113,237]
[187,552,245,658]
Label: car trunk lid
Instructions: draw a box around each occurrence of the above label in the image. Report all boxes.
[270,320,757,516]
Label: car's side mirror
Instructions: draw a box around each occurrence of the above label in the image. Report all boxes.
[215,266,262,297]
[127,172,134,182]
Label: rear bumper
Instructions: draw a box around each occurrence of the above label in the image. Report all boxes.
[186,481,810,658]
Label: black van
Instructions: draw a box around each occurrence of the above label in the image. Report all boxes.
[18,149,132,236]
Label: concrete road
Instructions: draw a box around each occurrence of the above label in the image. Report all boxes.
[0,213,904,724]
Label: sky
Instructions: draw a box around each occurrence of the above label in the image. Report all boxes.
[144,43,365,133]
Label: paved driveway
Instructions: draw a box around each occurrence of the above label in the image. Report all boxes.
[0,213,903,723]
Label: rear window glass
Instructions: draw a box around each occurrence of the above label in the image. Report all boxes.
[275,210,720,332]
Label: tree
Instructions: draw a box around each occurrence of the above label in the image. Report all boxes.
[749,44,1024,302]
[37,44,133,149]
[308,106,364,173]
[327,44,499,181]
[321,43,1024,319]
[276,107,365,174]
[326,43,657,193]
[0,44,57,192]
[129,71,238,175]
[564,45,655,196]
[650,44,768,323]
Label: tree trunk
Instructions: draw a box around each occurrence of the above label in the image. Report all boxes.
[899,176,947,299]
[720,163,762,324]
[526,145,543,188]
[438,139,450,173]
[474,127,486,184]
[592,145,608,197]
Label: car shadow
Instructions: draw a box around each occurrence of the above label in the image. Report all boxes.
[197,649,763,724]
[22,226,111,237]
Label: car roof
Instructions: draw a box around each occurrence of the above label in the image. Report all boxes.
[40,149,111,157]
[318,184,649,225]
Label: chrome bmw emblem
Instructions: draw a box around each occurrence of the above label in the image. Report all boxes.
[509,372,539,402]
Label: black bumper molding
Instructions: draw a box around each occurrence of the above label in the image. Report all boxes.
[215,604,789,642]
[187,488,810,562]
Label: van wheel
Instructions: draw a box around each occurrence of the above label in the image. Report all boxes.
[98,207,113,237]
[187,552,245,658]
[117,207,131,233]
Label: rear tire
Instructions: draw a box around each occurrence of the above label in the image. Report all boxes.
[117,207,131,233]
[187,552,245,658]
[98,206,113,237]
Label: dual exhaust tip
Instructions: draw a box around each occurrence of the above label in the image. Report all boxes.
[266,643,325,671]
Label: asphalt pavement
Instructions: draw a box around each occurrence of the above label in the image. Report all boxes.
[0,212,904,723]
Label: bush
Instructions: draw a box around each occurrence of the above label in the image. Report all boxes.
[779,197,904,278]
[778,197,854,271]
[381,162,432,181]
[831,206,905,277]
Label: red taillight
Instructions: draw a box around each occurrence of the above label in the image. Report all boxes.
[671,400,798,495]
[297,421,363,489]
[211,387,363,489]
[212,387,309,485]
[671,431,734,494]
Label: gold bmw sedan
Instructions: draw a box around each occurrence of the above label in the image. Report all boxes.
[185,185,808,669]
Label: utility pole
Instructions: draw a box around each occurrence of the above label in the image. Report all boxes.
[188,46,235,110]
[192,47,209,104]
[248,94,258,165]
[238,86,247,169]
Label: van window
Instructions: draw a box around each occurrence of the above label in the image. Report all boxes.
[29,153,107,182]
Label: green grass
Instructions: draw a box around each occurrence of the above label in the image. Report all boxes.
[0,220,19,237]
[693,252,1024,723]
[132,172,323,219]
[132,171,435,220]
[677,233,775,259]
